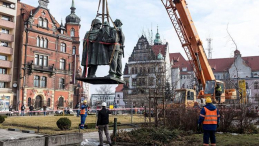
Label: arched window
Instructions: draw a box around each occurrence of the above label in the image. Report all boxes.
[34,75,40,87]
[131,68,134,74]
[35,95,42,109]
[40,76,47,88]
[72,46,76,55]
[70,28,75,37]
[44,38,48,48]
[47,98,51,107]
[40,37,44,47]
[38,17,43,27]
[37,37,40,47]
[28,97,31,106]
[60,43,66,52]
[58,97,64,107]
[43,19,48,28]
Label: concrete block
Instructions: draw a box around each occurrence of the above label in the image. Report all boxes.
[45,133,83,146]
[7,128,20,132]
[21,130,35,134]
[0,137,45,146]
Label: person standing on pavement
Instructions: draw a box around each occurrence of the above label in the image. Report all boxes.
[198,97,220,146]
[43,105,47,116]
[21,104,25,116]
[29,105,34,116]
[75,102,80,117]
[80,100,88,129]
[96,102,112,146]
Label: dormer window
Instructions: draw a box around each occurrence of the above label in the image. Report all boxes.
[182,67,187,71]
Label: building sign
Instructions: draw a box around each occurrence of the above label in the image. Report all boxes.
[0,96,10,111]
[238,80,247,104]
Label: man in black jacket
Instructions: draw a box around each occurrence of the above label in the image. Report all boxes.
[96,102,112,146]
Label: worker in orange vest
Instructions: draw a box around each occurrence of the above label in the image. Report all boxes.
[198,97,220,146]
[80,100,88,129]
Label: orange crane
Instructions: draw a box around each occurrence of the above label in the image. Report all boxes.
[161,0,236,104]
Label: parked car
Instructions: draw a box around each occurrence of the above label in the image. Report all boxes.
[40,107,53,115]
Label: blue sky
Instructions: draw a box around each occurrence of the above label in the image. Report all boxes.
[22,0,259,94]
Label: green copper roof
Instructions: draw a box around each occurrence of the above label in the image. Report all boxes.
[66,0,81,24]
[154,26,162,45]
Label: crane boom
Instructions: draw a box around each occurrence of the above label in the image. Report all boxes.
[161,0,215,89]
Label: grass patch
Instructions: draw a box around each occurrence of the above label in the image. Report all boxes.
[0,114,146,135]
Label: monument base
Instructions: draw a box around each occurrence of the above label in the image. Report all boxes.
[76,76,125,85]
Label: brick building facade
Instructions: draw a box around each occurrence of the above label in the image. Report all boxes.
[13,0,82,110]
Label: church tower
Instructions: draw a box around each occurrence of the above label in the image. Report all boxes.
[154,26,162,45]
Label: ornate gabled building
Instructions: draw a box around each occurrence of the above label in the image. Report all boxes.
[170,50,259,107]
[123,28,171,108]
[13,0,82,110]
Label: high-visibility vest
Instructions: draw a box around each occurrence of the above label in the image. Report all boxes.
[201,107,219,124]
[80,108,86,115]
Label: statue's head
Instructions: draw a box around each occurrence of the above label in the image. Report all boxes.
[103,21,110,27]
[114,19,123,27]
[92,19,101,29]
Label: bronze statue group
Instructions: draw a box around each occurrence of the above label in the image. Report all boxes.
[81,18,125,80]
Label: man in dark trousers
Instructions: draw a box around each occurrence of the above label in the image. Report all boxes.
[75,102,80,117]
[43,105,47,116]
[21,104,25,116]
[198,97,220,146]
[96,102,112,146]
[29,105,34,116]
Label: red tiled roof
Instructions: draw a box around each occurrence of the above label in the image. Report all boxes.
[169,53,193,71]
[170,52,259,72]
[115,84,123,92]
[152,44,167,57]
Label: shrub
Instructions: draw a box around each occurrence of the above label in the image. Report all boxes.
[0,116,5,123]
[56,117,71,130]
[112,127,182,145]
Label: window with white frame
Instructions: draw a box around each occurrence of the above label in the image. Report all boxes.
[72,46,76,55]
[38,17,43,27]
[40,76,47,88]
[60,43,66,52]
[1,28,9,34]
[37,37,40,47]
[59,78,65,89]
[43,19,48,28]
[60,59,65,70]
[34,76,40,87]
[40,37,44,47]
[43,56,48,67]
[44,38,48,48]
[71,28,75,37]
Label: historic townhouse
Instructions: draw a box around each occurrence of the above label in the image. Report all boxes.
[14,0,82,110]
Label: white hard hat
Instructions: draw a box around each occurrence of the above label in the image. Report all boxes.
[102,102,107,107]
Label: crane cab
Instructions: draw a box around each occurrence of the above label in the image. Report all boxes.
[203,80,225,103]
[172,89,197,108]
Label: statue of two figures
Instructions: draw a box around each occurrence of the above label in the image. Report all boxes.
[81,18,125,80]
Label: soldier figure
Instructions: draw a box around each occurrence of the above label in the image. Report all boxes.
[81,19,101,78]
[106,19,125,79]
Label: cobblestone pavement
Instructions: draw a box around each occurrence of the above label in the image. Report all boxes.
[0,129,43,141]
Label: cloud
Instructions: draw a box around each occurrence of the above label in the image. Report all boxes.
[21,0,259,94]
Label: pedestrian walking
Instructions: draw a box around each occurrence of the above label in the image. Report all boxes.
[29,105,34,116]
[43,105,47,116]
[198,97,220,146]
[80,100,88,129]
[75,102,80,117]
[8,105,12,116]
[21,104,25,116]
[96,102,112,146]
